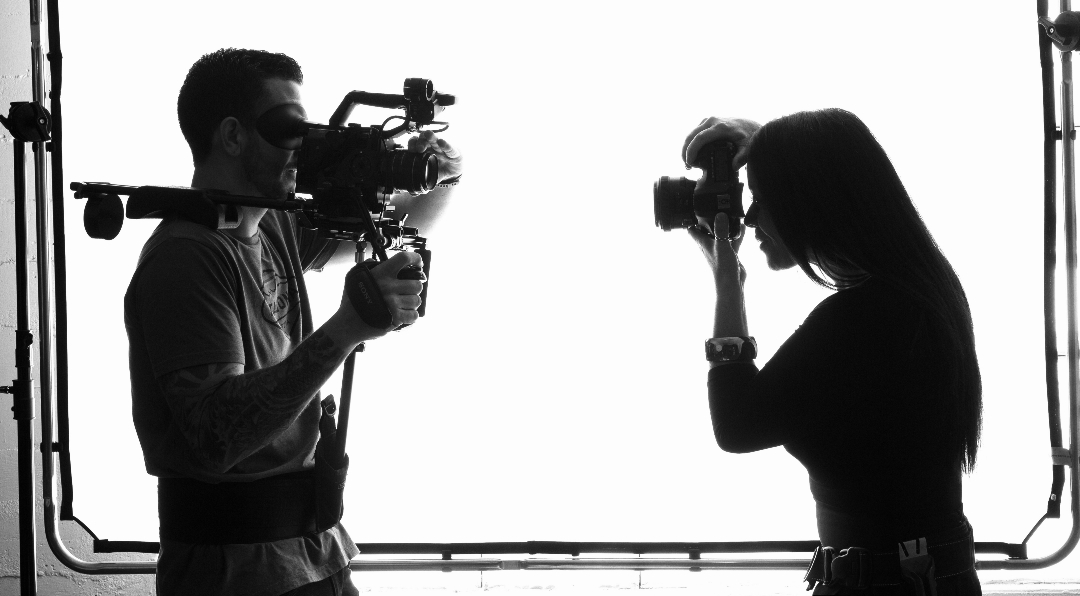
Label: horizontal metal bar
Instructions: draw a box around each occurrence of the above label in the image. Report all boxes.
[94,539,1027,559]
[348,558,812,572]
[354,540,821,556]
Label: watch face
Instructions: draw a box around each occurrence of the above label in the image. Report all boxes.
[718,344,739,358]
[706,337,756,362]
[706,339,739,361]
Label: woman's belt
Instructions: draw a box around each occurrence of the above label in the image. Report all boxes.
[158,470,318,545]
[803,525,976,594]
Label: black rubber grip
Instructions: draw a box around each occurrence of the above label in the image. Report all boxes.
[344,263,393,330]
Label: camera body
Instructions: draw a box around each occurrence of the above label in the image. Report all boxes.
[654,140,744,240]
[255,78,454,247]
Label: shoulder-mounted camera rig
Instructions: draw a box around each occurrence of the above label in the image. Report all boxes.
[72,78,455,266]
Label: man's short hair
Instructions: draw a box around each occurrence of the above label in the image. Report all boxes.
[177,48,303,164]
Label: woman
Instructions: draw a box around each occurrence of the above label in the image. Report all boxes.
[685,109,982,595]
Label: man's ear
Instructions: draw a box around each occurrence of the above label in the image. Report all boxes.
[217,116,247,157]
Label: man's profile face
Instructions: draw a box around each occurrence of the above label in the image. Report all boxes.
[242,78,305,200]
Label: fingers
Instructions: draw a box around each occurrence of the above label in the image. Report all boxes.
[407,130,460,157]
[370,252,425,326]
[407,130,463,182]
[687,213,744,287]
[716,212,730,239]
[732,222,747,251]
[682,117,762,169]
[733,145,751,171]
[682,117,722,166]
[687,222,713,243]
[374,250,423,274]
[386,293,422,327]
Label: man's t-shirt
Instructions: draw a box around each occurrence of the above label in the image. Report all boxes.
[125,209,358,596]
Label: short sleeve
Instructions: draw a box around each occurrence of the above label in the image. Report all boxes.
[130,238,246,377]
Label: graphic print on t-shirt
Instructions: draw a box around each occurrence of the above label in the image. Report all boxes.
[261,240,301,336]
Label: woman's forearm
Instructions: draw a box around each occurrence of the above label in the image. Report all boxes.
[713,279,749,339]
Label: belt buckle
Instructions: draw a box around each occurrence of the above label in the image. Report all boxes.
[803,546,836,591]
[899,538,938,596]
[831,547,872,590]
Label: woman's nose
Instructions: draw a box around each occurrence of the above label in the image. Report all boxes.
[744,201,759,228]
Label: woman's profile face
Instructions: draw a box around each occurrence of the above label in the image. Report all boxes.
[746,167,798,271]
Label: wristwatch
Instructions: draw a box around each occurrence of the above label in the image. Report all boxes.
[705,336,757,362]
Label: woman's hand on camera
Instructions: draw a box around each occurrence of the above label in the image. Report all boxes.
[689,213,747,288]
[408,129,463,183]
[683,117,762,171]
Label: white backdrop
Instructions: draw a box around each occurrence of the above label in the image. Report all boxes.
[55,0,1076,574]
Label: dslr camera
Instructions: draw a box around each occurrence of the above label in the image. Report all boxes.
[653,140,744,240]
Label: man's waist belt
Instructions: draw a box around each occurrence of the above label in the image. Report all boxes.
[803,527,975,593]
[158,470,317,545]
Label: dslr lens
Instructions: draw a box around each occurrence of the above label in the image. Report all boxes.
[653,176,697,231]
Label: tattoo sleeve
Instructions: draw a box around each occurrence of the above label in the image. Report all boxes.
[159,328,352,472]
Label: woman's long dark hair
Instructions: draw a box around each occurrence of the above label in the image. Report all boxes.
[745,108,982,472]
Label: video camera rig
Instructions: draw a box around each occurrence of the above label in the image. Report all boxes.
[71,77,454,272]
[68,80,457,531]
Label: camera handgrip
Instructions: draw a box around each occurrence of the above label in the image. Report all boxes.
[344,263,394,330]
[397,253,430,317]
[393,261,427,330]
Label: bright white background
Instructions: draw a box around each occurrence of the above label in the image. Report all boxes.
[54,0,1077,580]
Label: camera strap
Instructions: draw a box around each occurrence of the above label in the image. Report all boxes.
[344,262,393,330]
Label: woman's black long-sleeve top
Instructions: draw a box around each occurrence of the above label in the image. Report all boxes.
[708,278,966,551]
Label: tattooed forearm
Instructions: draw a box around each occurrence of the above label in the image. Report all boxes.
[160,328,353,472]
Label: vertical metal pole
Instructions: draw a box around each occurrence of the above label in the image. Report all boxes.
[1063,45,1076,382]
[29,0,57,586]
[25,2,50,594]
[28,0,55,448]
[12,141,39,596]
[1060,16,1080,569]
[335,352,357,463]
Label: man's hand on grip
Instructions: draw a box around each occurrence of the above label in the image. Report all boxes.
[337,251,425,343]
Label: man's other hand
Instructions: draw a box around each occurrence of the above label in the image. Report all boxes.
[408,130,463,183]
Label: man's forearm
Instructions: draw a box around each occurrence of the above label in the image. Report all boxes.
[162,315,359,472]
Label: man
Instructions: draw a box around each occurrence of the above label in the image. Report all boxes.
[124,48,462,595]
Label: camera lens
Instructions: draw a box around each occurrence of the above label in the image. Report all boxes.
[404,78,435,101]
[383,148,439,194]
[653,176,698,231]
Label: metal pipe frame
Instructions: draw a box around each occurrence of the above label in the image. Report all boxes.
[10,113,39,596]
[14,0,1080,579]
[977,0,1080,572]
